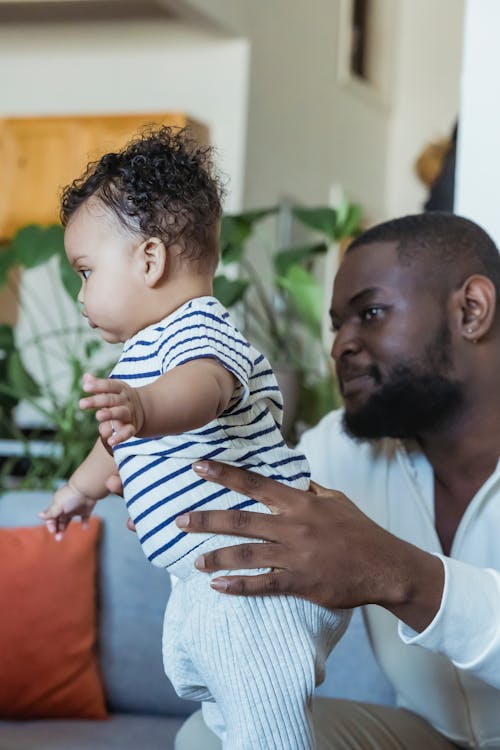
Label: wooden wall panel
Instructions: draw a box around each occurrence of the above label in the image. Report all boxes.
[0,113,209,239]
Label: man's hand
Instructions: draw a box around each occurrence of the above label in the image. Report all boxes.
[177,460,444,632]
[39,483,97,540]
[79,372,145,446]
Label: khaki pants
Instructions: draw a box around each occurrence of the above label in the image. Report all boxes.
[175,698,460,750]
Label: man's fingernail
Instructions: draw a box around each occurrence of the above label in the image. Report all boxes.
[195,555,206,570]
[176,514,190,528]
[211,578,228,592]
[55,533,62,542]
[193,461,210,474]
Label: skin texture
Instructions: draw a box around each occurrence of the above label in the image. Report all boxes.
[173,240,500,633]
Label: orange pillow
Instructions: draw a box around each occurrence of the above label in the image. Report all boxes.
[0,517,108,719]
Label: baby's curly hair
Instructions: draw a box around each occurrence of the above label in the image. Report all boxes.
[61,126,224,270]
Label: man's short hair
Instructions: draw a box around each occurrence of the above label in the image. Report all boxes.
[347,212,500,296]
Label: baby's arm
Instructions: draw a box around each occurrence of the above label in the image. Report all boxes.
[79,359,236,446]
[39,437,117,538]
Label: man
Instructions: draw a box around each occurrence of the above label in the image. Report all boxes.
[173,213,500,749]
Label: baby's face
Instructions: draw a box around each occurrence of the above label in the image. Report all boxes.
[64,198,145,343]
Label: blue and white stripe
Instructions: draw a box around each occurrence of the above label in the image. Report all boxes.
[111,296,310,578]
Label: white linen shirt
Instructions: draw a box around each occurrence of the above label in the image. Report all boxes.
[298,409,500,748]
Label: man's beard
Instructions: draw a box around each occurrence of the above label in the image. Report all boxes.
[342,325,464,440]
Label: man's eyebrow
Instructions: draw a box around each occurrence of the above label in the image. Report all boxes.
[348,287,381,307]
[330,287,381,319]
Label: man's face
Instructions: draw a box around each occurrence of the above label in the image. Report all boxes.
[330,241,464,440]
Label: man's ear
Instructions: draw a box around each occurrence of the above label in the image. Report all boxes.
[139,237,167,287]
[454,274,496,343]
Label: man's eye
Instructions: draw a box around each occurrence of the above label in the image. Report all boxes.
[80,270,90,280]
[362,307,384,322]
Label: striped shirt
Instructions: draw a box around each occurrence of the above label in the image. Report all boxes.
[110,296,310,577]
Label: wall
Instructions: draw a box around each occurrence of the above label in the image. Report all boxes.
[183,0,463,224]
[455,0,500,244]
[1,2,466,223]
[0,18,249,211]
[386,0,464,218]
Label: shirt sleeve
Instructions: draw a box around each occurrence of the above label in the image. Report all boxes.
[398,554,500,688]
[160,307,253,400]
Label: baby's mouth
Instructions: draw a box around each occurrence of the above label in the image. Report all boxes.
[83,313,97,329]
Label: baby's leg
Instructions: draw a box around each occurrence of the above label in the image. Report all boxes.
[164,575,350,750]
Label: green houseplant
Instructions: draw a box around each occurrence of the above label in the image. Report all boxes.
[213,201,362,438]
[0,224,115,489]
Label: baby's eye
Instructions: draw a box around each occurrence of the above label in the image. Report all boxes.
[80,269,90,280]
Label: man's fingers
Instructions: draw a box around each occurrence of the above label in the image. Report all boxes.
[210,571,293,597]
[126,517,137,533]
[195,542,283,572]
[176,509,281,541]
[191,460,306,511]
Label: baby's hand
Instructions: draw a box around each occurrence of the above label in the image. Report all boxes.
[79,372,145,446]
[38,483,96,540]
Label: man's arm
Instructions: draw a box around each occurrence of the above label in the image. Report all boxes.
[174,460,500,690]
[176,461,444,630]
[79,359,236,446]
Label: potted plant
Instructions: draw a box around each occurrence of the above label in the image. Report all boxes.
[0,225,115,489]
[214,200,362,439]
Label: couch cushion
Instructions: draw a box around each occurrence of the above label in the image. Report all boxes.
[0,491,195,719]
[0,517,107,719]
[0,713,184,749]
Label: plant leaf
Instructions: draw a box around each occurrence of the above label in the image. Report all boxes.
[213,275,249,307]
[0,324,15,353]
[297,373,340,427]
[6,351,41,398]
[277,265,323,338]
[219,216,253,264]
[58,251,81,300]
[335,202,363,239]
[292,206,338,240]
[11,224,65,269]
[0,245,17,288]
[220,207,278,264]
[273,242,327,276]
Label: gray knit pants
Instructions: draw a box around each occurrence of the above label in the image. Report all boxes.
[163,571,350,750]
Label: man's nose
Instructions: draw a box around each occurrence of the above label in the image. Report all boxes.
[331,324,362,361]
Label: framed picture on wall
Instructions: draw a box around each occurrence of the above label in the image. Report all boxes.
[336,0,397,109]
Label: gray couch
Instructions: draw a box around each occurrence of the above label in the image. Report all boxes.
[0,491,395,750]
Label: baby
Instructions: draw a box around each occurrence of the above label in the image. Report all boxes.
[40,127,349,749]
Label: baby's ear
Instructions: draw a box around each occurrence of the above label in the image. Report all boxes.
[140,237,167,287]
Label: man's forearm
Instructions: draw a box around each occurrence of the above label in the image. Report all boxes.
[374,538,445,632]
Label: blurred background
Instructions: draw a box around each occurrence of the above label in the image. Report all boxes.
[0,0,467,221]
[0,0,497,482]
